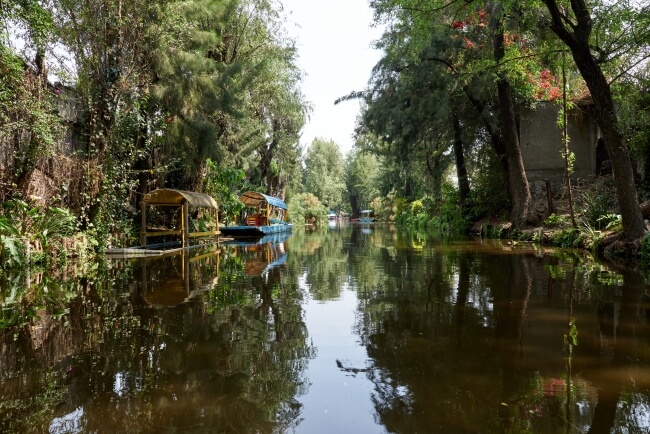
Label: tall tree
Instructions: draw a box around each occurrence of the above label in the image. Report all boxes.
[345,144,380,215]
[490,2,534,226]
[541,0,648,241]
[303,138,346,211]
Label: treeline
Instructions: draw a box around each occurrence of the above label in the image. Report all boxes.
[0,0,308,258]
[342,0,650,249]
[2,1,650,263]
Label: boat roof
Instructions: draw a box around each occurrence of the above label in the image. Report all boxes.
[361,209,373,214]
[239,191,287,210]
[143,189,218,210]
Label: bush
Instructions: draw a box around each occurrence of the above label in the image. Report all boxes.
[578,189,615,230]
[287,193,327,225]
[394,184,469,235]
[0,201,89,267]
[544,213,568,227]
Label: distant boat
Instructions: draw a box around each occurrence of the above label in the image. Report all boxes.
[357,209,375,223]
[220,191,293,238]
[327,211,337,220]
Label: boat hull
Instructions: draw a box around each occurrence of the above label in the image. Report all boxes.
[220,223,293,238]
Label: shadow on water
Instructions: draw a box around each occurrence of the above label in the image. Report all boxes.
[2,226,650,433]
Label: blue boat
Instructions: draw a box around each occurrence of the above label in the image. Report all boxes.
[357,209,375,223]
[220,191,293,238]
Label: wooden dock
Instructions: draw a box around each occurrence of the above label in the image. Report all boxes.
[105,238,233,259]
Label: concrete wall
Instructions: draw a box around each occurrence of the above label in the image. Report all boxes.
[520,102,598,182]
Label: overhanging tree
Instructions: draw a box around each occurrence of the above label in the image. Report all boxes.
[542,0,648,241]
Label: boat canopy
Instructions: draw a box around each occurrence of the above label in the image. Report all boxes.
[361,209,373,214]
[239,191,287,210]
[143,189,218,210]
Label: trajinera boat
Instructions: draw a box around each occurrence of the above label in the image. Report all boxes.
[357,209,375,223]
[220,191,293,238]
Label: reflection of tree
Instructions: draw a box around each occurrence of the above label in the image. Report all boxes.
[348,238,650,433]
[491,254,532,430]
[4,230,650,433]
[288,228,351,300]
[352,243,505,432]
[583,265,649,434]
[0,245,313,433]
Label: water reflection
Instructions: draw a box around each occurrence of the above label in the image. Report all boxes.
[1,239,312,433]
[224,232,290,277]
[1,227,650,433]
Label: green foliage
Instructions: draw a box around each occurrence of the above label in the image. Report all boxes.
[202,159,249,225]
[287,193,327,225]
[0,201,86,267]
[578,190,615,230]
[345,146,380,216]
[466,151,510,220]
[0,217,22,268]
[0,45,63,179]
[395,184,469,235]
[597,214,623,232]
[550,227,593,249]
[303,138,346,210]
[544,213,568,227]
[372,194,403,222]
[640,235,650,264]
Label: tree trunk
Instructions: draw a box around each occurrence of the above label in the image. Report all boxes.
[491,3,532,227]
[452,112,471,213]
[543,0,646,241]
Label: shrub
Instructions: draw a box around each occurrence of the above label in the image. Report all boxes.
[578,190,615,230]
[287,193,327,225]
[545,213,568,227]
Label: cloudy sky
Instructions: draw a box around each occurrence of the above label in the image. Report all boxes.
[280,0,384,156]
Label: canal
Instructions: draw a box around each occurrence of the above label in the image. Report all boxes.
[1,223,650,433]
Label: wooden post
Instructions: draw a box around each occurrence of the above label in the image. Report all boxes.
[183,201,189,248]
[214,209,220,242]
[546,180,555,215]
[180,204,185,247]
[141,200,147,247]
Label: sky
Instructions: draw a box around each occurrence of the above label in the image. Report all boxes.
[280,0,384,156]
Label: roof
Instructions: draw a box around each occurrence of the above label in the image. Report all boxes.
[143,189,218,209]
[239,191,287,210]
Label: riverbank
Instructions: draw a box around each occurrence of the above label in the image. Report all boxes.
[471,201,650,264]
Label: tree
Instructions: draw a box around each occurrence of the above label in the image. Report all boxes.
[1,1,62,197]
[345,144,380,216]
[302,138,346,211]
[541,0,648,241]
[488,2,535,227]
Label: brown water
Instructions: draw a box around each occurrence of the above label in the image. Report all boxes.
[1,224,650,433]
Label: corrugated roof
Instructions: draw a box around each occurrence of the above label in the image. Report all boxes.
[143,189,218,209]
[239,191,287,210]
